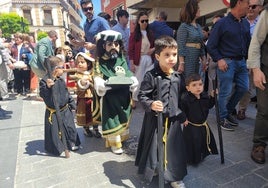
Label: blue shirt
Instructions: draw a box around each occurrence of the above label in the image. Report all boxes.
[207,13,251,62]
[83,15,110,44]
[149,21,173,39]
[112,23,130,51]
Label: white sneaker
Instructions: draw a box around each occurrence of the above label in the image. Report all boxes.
[170,181,186,188]
[111,146,123,154]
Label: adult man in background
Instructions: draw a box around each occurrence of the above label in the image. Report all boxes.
[112,10,130,66]
[29,30,58,78]
[237,0,264,120]
[247,2,268,164]
[149,11,174,39]
[80,0,110,55]
[207,0,251,131]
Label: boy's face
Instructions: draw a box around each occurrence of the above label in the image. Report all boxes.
[53,62,64,77]
[186,79,204,96]
[155,47,177,72]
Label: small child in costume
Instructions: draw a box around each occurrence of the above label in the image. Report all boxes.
[135,36,187,188]
[39,56,80,157]
[93,30,138,154]
[72,52,101,138]
[181,73,218,165]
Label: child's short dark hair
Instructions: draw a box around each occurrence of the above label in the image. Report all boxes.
[154,35,177,55]
[49,56,63,70]
[185,73,202,86]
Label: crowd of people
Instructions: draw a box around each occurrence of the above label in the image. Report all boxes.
[1,0,268,187]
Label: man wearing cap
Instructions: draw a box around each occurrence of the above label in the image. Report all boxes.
[93,30,138,154]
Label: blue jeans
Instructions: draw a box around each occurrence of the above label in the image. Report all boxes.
[217,59,249,120]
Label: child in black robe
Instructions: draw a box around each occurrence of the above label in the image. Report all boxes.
[181,73,218,165]
[39,56,80,157]
[135,36,188,188]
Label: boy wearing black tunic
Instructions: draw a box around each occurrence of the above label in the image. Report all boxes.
[181,73,218,165]
[135,36,187,188]
[40,56,80,157]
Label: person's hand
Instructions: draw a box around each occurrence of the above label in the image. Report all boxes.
[182,119,189,126]
[178,63,184,74]
[252,68,266,90]
[129,76,139,92]
[84,42,95,50]
[217,59,228,72]
[130,60,135,73]
[201,60,208,72]
[94,77,111,96]
[151,100,163,112]
[147,47,155,55]
[46,78,55,88]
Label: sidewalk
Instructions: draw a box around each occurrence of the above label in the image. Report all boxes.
[0,96,267,188]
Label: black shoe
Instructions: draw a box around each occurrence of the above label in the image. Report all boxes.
[83,127,93,137]
[250,96,257,103]
[0,108,13,114]
[226,114,238,126]
[220,119,234,131]
[231,109,237,116]
[94,129,102,138]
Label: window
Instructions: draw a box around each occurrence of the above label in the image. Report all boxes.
[43,9,53,25]
[23,9,32,25]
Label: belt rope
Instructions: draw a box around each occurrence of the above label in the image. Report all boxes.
[46,104,68,124]
[162,117,169,169]
[188,121,211,153]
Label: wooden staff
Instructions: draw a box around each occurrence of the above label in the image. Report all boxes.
[44,57,70,158]
[212,79,224,164]
[156,76,164,188]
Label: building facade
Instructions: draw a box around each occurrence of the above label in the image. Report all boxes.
[102,0,229,32]
[0,0,84,46]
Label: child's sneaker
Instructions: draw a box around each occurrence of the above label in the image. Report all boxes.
[111,146,123,154]
[170,181,186,188]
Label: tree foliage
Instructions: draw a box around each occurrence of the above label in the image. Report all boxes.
[0,12,30,38]
[37,31,48,41]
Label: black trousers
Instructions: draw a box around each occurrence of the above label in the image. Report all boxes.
[13,69,30,93]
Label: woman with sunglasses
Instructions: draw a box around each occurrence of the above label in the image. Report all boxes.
[128,11,155,109]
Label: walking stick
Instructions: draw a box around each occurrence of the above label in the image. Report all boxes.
[44,57,70,158]
[212,78,224,164]
[156,76,164,188]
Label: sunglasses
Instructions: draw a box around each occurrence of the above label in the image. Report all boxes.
[140,19,149,24]
[106,41,119,47]
[248,4,259,9]
[55,65,64,69]
[82,7,93,12]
